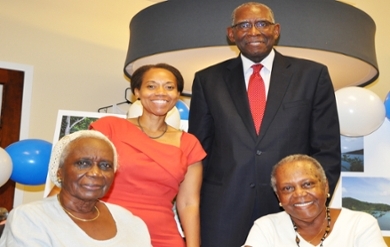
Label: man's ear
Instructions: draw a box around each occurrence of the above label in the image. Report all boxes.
[227,27,235,43]
[273,23,281,39]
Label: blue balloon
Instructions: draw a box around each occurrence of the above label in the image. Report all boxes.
[385,91,390,120]
[5,139,52,185]
[176,100,189,120]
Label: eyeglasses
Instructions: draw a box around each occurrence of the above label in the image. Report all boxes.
[232,20,275,32]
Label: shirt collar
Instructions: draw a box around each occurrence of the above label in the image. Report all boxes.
[241,49,275,73]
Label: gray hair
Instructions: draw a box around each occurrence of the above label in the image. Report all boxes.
[49,130,118,187]
[270,154,327,192]
[231,2,276,25]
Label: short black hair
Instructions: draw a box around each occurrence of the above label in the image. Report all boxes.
[130,63,184,95]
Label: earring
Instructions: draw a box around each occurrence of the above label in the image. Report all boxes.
[57,177,62,184]
[279,202,282,207]
[327,193,330,198]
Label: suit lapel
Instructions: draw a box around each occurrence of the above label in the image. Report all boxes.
[257,52,293,142]
[224,57,258,139]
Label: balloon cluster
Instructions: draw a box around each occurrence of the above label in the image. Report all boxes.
[0,139,52,187]
[127,99,190,129]
[336,87,386,137]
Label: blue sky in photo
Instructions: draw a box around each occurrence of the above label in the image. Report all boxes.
[340,136,363,153]
[342,177,390,205]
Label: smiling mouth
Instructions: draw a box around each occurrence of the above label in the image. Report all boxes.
[247,39,265,45]
[152,99,168,104]
[294,201,314,207]
[83,184,103,190]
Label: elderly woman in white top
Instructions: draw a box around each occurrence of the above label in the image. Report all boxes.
[243,154,386,247]
[0,130,152,247]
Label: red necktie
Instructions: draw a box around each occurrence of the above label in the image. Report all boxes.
[248,64,266,135]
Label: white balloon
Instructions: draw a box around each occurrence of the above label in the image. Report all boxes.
[0,147,13,187]
[127,100,143,118]
[127,100,181,129]
[165,106,181,129]
[336,87,385,137]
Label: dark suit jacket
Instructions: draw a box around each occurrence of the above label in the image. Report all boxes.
[188,51,341,247]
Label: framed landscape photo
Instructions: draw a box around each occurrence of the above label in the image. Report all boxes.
[341,175,390,236]
[52,110,125,143]
[340,136,364,172]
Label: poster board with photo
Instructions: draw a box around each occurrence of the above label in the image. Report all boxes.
[332,119,390,236]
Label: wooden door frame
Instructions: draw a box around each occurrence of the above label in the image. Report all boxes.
[0,61,33,207]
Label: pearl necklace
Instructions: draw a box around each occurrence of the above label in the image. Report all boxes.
[57,195,100,222]
[292,207,331,247]
[137,116,168,139]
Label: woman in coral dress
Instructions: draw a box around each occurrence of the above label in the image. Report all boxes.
[90,64,205,247]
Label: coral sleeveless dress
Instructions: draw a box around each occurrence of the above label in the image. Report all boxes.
[90,116,206,247]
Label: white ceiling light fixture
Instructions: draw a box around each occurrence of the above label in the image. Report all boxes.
[124,0,378,96]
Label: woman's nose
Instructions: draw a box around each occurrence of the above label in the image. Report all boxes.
[155,86,166,95]
[87,164,102,176]
[294,187,307,197]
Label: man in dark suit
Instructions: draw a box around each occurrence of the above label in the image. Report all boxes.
[188,2,341,247]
